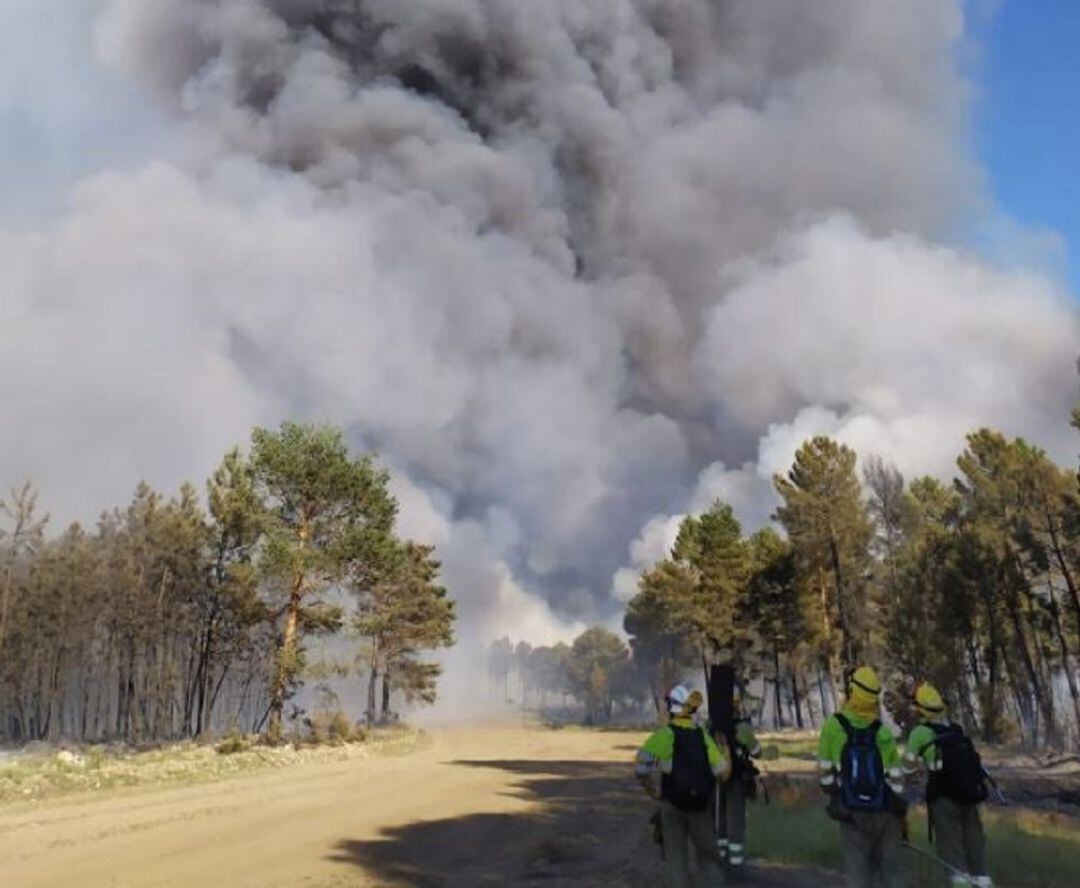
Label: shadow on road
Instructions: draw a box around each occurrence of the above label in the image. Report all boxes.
[328,757,839,887]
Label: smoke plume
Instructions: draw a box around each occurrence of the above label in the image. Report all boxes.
[2,1,1077,645]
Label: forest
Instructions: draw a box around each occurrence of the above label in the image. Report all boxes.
[491,421,1080,749]
[5,414,1080,751]
[0,422,454,745]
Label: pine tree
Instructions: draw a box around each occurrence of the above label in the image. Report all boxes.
[774,437,874,696]
[624,569,697,718]
[566,627,630,724]
[745,528,811,727]
[353,541,455,723]
[251,422,397,743]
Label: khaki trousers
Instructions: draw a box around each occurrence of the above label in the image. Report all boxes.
[661,801,725,888]
[840,810,905,888]
[932,797,988,884]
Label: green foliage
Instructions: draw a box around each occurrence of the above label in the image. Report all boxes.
[215,730,251,755]
[0,422,451,748]
[672,501,753,661]
[618,416,1080,745]
[774,436,874,682]
[251,421,398,743]
[566,627,631,724]
[353,540,455,723]
[623,568,697,716]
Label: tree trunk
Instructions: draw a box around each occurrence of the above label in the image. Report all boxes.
[1004,569,1058,746]
[814,579,839,705]
[828,536,858,666]
[816,666,832,717]
[1045,510,1080,647]
[1047,582,1080,732]
[267,581,302,744]
[381,667,392,723]
[772,644,783,729]
[977,579,1005,742]
[366,664,379,727]
[791,665,805,729]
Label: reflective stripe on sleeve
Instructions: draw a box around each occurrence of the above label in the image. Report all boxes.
[634,750,658,777]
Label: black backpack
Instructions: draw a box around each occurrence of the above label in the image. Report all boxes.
[835,714,887,813]
[920,724,989,806]
[662,725,715,811]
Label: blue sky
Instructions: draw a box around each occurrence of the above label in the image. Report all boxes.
[975,1,1080,293]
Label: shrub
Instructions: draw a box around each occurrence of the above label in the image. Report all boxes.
[329,711,352,742]
[215,730,250,756]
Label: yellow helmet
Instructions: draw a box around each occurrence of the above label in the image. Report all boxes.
[850,666,881,697]
[915,683,945,715]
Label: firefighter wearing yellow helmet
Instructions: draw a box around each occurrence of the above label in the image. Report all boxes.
[817,667,906,887]
[904,683,993,887]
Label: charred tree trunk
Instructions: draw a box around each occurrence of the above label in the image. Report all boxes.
[381,666,392,723]
[791,665,805,729]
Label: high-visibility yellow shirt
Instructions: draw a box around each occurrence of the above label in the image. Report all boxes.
[904,722,946,773]
[635,718,728,776]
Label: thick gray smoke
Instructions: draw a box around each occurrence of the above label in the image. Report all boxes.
[2,1,1077,645]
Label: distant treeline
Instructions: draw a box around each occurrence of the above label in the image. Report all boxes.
[0,423,454,746]
[486,629,647,724]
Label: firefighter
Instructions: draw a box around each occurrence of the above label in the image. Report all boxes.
[717,692,762,868]
[635,684,731,887]
[904,683,993,888]
[818,666,906,888]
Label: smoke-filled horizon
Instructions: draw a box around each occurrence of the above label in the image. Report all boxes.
[2,1,1078,647]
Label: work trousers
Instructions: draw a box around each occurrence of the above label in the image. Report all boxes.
[932,797,989,885]
[840,810,905,888]
[716,778,746,863]
[660,801,725,888]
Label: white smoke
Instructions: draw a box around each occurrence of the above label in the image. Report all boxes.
[1,2,1077,648]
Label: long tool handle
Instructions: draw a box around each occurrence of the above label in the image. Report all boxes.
[902,841,967,879]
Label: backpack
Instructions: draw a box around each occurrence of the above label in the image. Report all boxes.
[835,714,887,813]
[662,725,715,811]
[920,724,989,806]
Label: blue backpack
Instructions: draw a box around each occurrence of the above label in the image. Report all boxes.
[836,714,887,812]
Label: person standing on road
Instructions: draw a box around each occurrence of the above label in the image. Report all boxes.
[717,693,762,869]
[818,666,907,888]
[903,683,993,888]
[635,684,731,888]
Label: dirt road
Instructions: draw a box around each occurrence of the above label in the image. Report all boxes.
[0,725,835,887]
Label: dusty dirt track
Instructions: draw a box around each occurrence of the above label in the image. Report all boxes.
[0,725,835,887]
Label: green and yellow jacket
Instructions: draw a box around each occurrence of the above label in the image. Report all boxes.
[635,717,729,780]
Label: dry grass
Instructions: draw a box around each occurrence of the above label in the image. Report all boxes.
[0,725,428,804]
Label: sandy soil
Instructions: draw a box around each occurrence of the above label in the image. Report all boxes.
[0,724,837,888]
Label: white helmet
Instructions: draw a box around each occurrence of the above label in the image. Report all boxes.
[666,684,691,716]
